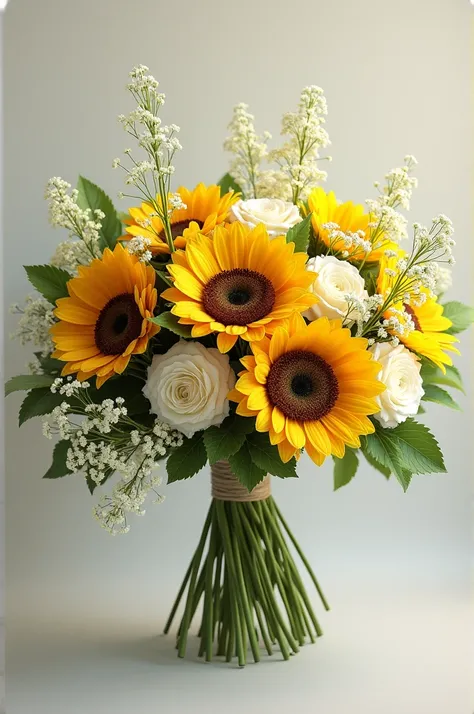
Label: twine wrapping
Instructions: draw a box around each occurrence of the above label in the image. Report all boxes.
[211,460,271,502]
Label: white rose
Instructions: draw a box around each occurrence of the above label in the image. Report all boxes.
[228,198,302,237]
[143,341,236,438]
[370,342,424,429]
[305,255,369,323]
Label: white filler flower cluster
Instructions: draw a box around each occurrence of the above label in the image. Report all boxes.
[42,378,183,534]
[45,177,105,272]
[10,295,56,357]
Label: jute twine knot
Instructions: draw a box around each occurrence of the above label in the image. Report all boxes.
[211,460,271,502]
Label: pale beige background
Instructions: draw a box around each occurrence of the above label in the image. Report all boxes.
[3,0,473,712]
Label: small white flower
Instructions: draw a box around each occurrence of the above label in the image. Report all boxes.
[305,255,369,324]
[143,341,236,438]
[370,342,424,428]
[229,198,302,237]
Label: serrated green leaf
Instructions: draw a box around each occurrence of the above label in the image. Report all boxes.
[361,448,391,479]
[441,301,474,334]
[87,375,151,415]
[203,421,246,465]
[217,173,243,197]
[246,432,297,479]
[365,419,445,491]
[417,404,426,415]
[166,433,207,483]
[149,312,192,338]
[19,388,65,426]
[285,213,312,253]
[363,430,412,491]
[421,384,460,410]
[228,442,266,492]
[43,440,73,480]
[420,361,464,393]
[24,265,71,304]
[333,449,359,490]
[76,176,122,251]
[5,374,55,396]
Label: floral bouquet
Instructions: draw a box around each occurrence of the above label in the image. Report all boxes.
[7,65,473,666]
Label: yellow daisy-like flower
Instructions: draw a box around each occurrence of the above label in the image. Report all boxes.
[122,183,239,255]
[51,244,159,387]
[228,313,384,466]
[398,295,460,372]
[376,252,459,372]
[161,222,316,353]
[307,187,394,263]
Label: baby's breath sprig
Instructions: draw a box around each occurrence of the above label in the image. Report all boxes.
[42,377,184,534]
[223,103,271,199]
[267,85,331,204]
[115,65,183,253]
[45,177,105,271]
[360,214,455,338]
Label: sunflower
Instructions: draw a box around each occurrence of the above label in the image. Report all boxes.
[376,252,459,372]
[122,183,239,255]
[307,187,394,263]
[161,222,315,353]
[51,244,159,387]
[228,312,384,466]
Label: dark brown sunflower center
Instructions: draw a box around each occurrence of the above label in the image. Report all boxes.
[94,293,142,355]
[266,350,339,422]
[159,219,204,242]
[202,269,276,326]
[403,304,422,332]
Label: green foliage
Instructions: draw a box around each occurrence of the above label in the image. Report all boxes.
[441,301,474,334]
[5,374,55,396]
[228,443,267,492]
[76,176,122,251]
[19,389,65,426]
[149,312,192,338]
[286,213,312,253]
[361,449,391,479]
[167,433,207,483]
[203,420,247,465]
[421,384,460,411]
[34,353,63,375]
[333,449,359,490]
[43,440,72,480]
[24,265,71,304]
[420,361,464,393]
[218,173,243,197]
[362,419,446,491]
[246,432,297,479]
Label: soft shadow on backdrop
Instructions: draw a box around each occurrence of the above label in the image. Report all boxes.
[3,1,473,712]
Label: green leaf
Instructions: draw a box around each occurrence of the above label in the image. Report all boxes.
[441,301,474,334]
[362,449,391,479]
[203,420,247,465]
[421,384,460,411]
[420,360,464,393]
[217,173,243,197]
[417,404,426,415]
[166,433,207,483]
[148,312,192,338]
[19,388,65,426]
[364,419,446,491]
[34,353,63,376]
[333,449,359,490]
[5,374,55,396]
[76,176,122,251]
[246,432,297,479]
[43,440,73,480]
[285,213,312,253]
[228,442,267,492]
[24,265,71,304]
